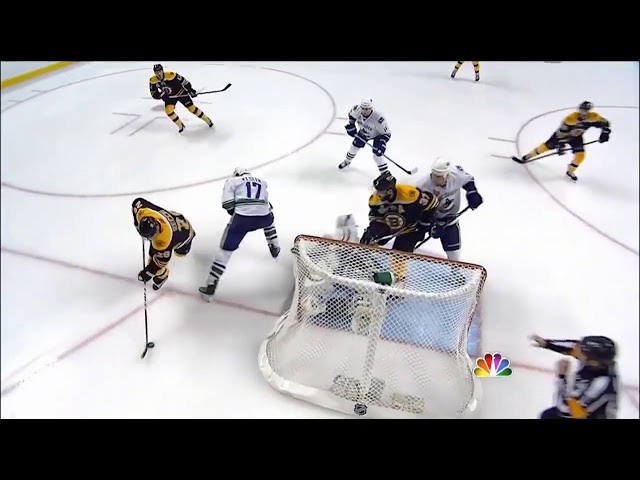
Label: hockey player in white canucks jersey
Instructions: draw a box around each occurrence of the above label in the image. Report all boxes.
[416,158,483,261]
[199,167,280,301]
[339,98,391,174]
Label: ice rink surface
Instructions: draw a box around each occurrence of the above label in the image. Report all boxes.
[1,61,638,419]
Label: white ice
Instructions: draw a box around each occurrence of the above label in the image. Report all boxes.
[1,61,638,419]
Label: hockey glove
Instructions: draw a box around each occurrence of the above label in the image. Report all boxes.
[360,226,389,245]
[372,136,389,157]
[360,227,376,245]
[345,122,357,137]
[466,190,483,210]
[414,221,430,235]
[138,269,153,283]
[599,128,610,143]
[188,87,198,97]
[430,222,446,239]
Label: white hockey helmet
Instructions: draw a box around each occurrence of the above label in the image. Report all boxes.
[431,157,452,176]
[360,98,374,111]
[233,167,250,177]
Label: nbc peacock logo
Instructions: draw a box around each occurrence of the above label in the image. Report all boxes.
[473,353,513,377]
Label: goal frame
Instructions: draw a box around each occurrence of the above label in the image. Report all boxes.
[258,234,488,419]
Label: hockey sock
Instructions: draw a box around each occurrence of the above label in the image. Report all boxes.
[373,155,389,174]
[264,225,279,247]
[187,104,212,124]
[567,151,585,173]
[345,145,360,163]
[206,249,233,285]
[390,258,407,282]
[526,143,550,159]
[445,250,461,262]
[165,104,184,129]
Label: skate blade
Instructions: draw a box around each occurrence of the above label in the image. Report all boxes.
[200,293,215,303]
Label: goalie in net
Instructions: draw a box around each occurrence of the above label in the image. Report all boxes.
[258,215,488,419]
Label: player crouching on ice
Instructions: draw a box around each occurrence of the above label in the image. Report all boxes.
[416,158,483,262]
[199,168,281,302]
[339,98,392,174]
[512,101,611,181]
[327,214,360,242]
[133,197,196,291]
[149,64,214,133]
[530,334,618,419]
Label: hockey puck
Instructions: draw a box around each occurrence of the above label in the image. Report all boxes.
[354,403,367,416]
[147,342,155,348]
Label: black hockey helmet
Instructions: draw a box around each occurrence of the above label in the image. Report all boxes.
[138,217,160,239]
[153,64,164,79]
[373,172,396,192]
[579,336,616,363]
[578,101,593,113]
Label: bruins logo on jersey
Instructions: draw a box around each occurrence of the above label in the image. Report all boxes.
[383,213,406,230]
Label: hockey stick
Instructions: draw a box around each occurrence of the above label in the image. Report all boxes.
[369,206,470,249]
[140,238,155,359]
[512,140,599,164]
[414,206,470,250]
[355,135,418,175]
[197,83,232,95]
[168,83,233,99]
[373,225,417,245]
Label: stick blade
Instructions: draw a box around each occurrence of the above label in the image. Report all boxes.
[140,341,155,358]
[511,156,527,164]
[408,167,419,175]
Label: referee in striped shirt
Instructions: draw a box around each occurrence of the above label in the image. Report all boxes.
[530,335,619,419]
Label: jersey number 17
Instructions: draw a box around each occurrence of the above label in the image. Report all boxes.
[245,181,262,199]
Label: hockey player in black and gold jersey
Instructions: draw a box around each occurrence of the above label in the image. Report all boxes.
[149,64,214,133]
[361,173,439,251]
[530,334,618,419]
[360,173,439,280]
[451,61,480,81]
[132,197,196,290]
[513,101,611,181]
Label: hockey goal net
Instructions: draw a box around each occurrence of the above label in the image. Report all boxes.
[259,235,488,419]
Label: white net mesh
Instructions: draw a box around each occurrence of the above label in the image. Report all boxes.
[259,234,488,419]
